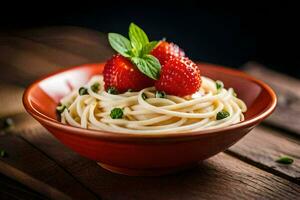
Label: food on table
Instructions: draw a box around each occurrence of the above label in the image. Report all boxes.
[57,23,247,133]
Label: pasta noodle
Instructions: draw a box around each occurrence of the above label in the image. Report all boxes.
[59,75,247,134]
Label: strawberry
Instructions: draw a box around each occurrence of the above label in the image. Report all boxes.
[151,41,185,65]
[103,54,154,93]
[155,57,201,96]
[104,23,163,92]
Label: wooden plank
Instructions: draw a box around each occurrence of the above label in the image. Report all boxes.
[8,26,109,47]
[0,161,70,200]
[21,38,112,64]
[0,83,41,135]
[0,36,84,86]
[0,83,24,117]
[1,112,40,133]
[243,62,300,135]
[0,174,46,200]
[11,26,113,62]
[11,124,300,199]
[0,27,112,87]
[228,126,300,183]
[0,133,98,200]
[0,36,89,65]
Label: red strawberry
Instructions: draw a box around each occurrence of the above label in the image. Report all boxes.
[155,57,201,96]
[151,41,185,65]
[103,54,154,93]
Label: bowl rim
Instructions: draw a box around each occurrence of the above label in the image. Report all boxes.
[23,62,277,142]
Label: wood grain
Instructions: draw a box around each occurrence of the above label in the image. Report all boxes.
[0,27,113,87]
[0,83,24,117]
[0,160,71,200]
[13,26,113,62]
[0,134,98,200]
[10,26,110,47]
[0,174,46,200]
[244,62,300,135]
[0,36,79,86]
[11,125,300,200]
[228,126,300,182]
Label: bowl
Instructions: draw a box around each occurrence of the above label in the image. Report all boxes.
[23,62,277,176]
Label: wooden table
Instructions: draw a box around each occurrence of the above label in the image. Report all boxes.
[0,26,299,200]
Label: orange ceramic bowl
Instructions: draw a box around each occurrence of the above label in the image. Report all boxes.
[23,63,276,176]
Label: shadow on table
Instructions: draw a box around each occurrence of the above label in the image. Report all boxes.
[88,160,244,199]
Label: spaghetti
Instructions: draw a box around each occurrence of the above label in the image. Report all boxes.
[59,75,247,134]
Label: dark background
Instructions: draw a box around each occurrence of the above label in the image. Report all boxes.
[1,1,299,78]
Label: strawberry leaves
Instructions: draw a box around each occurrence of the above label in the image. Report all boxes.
[108,23,161,80]
[141,41,159,55]
[129,23,149,50]
[108,33,132,57]
[131,55,161,80]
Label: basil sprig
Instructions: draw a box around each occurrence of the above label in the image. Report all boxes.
[108,23,161,80]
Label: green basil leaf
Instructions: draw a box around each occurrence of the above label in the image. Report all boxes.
[276,156,294,164]
[216,110,230,120]
[124,49,134,57]
[110,108,124,119]
[141,41,159,55]
[131,55,161,80]
[0,149,7,157]
[108,33,132,57]
[129,23,149,51]
[127,48,140,57]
